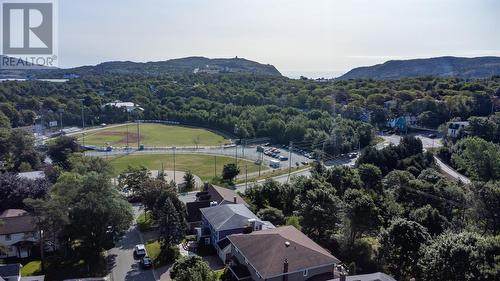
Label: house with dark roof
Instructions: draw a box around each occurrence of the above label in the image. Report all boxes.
[0,210,38,258]
[226,226,340,281]
[186,183,248,229]
[197,204,274,263]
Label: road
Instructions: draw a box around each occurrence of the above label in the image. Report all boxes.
[107,205,157,281]
[433,156,471,184]
[378,133,471,184]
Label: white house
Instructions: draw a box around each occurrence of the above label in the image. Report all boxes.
[103,101,143,112]
[447,121,469,138]
[0,210,38,258]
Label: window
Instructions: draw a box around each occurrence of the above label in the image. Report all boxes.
[303,269,308,276]
[5,234,11,241]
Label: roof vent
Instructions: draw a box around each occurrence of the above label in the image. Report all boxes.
[285,241,290,248]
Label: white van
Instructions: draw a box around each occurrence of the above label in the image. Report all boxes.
[270,159,280,168]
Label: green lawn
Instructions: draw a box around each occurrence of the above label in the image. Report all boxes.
[78,123,231,147]
[137,211,153,232]
[108,153,264,181]
[21,260,41,276]
[145,240,162,266]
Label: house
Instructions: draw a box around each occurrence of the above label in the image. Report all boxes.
[197,204,274,263]
[102,101,143,112]
[447,121,469,138]
[330,272,396,281]
[0,263,45,281]
[0,210,38,258]
[226,226,341,281]
[186,183,248,229]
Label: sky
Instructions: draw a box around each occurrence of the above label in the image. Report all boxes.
[56,0,500,78]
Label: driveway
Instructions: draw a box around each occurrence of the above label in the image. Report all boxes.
[107,205,157,281]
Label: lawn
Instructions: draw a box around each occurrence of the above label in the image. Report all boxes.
[20,260,41,276]
[77,123,231,147]
[108,153,264,181]
[145,240,162,267]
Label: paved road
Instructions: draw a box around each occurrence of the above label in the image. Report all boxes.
[107,205,157,281]
[378,133,443,150]
[433,156,471,184]
[379,133,471,184]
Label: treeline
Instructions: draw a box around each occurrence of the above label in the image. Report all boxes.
[1,74,499,141]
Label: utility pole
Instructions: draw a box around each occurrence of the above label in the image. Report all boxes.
[59,109,63,133]
[245,165,248,191]
[173,147,176,184]
[235,142,238,166]
[214,155,217,177]
[80,99,85,130]
[136,120,140,149]
[126,111,130,149]
[242,140,245,159]
[287,141,293,182]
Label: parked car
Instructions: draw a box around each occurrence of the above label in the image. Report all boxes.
[141,256,153,269]
[349,152,358,159]
[279,155,288,161]
[134,244,147,258]
[428,133,437,138]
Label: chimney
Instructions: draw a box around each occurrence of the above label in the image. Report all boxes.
[233,196,237,204]
[203,182,209,191]
[282,258,289,281]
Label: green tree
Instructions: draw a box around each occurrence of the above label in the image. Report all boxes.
[170,256,216,281]
[118,165,151,195]
[47,136,80,168]
[409,205,450,236]
[358,164,382,192]
[419,232,499,281]
[55,172,133,262]
[379,218,430,280]
[155,189,187,248]
[297,187,342,242]
[472,181,500,235]
[257,207,285,225]
[452,137,500,181]
[343,188,382,244]
[183,170,196,191]
[222,163,240,182]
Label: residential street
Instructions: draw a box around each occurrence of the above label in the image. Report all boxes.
[107,205,157,281]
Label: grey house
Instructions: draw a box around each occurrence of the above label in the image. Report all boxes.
[226,226,340,281]
[197,204,274,262]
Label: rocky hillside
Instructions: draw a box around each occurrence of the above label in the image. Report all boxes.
[0,56,282,78]
[338,56,500,80]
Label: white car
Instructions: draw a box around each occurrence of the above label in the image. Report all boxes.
[134,244,147,257]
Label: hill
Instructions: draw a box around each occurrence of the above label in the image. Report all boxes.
[338,56,500,80]
[0,56,282,78]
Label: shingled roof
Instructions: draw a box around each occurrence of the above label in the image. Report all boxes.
[200,204,259,231]
[228,226,340,279]
[0,209,36,235]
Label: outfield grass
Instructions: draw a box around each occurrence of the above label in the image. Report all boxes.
[108,153,264,181]
[78,123,230,147]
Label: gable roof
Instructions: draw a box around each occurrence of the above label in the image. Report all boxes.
[186,201,210,223]
[0,263,20,278]
[207,185,248,206]
[200,204,258,231]
[228,226,340,279]
[0,209,35,235]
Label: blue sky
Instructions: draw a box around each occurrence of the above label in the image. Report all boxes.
[58,0,500,77]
